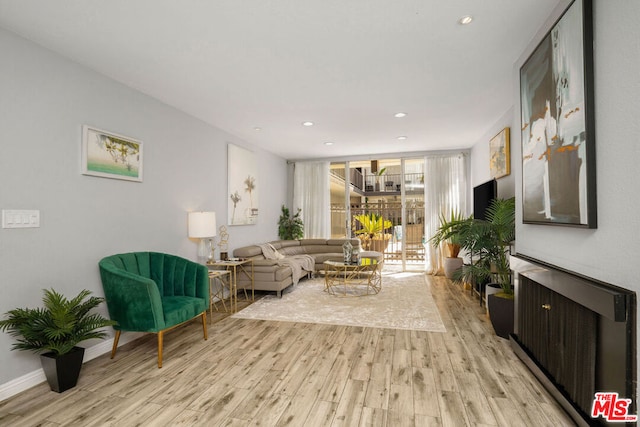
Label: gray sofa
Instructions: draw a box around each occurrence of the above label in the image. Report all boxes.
[233,238,382,297]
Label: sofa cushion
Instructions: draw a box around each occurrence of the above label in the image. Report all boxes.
[233,245,264,259]
[280,246,308,256]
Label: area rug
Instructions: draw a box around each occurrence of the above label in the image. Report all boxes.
[232,272,446,332]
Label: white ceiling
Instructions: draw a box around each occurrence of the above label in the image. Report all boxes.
[0,0,561,160]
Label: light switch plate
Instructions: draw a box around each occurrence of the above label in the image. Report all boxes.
[2,210,40,228]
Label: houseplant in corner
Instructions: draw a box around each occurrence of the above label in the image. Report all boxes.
[456,197,516,338]
[278,205,304,240]
[0,288,115,392]
[428,209,471,279]
[353,213,393,252]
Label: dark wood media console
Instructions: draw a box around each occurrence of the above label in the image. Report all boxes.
[510,255,636,426]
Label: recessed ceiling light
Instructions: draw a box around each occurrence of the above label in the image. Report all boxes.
[397,136,408,140]
[324,141,334,146]
[394,112,407,118]
[459,15,473,25]
[302,121,314,127]
[253,127,262,131]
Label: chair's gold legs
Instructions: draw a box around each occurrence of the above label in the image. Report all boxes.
[111,330,121,359]
[202,312,208,340]
[157,331,164,368]
[111,312,209,369]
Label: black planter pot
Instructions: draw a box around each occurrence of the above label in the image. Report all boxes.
[40,346,85,393]
[487,294,514,339]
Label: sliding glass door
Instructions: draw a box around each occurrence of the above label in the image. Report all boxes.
[329,158,426,271]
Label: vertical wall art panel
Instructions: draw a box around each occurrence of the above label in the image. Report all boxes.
[228,144,258,225]
[490,127,510,179]
[520,0,596,228]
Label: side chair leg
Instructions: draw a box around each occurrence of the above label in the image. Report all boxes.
[111,330,121,359]
[157,331,163,369]
[202,312,208,340]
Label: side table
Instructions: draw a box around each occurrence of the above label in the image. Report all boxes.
[208,270,232,322]
[206,259,254,313]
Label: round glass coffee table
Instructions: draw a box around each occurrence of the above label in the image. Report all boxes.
[323,258,382,296]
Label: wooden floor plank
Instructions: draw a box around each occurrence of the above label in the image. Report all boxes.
[411,366,440,418]
[437,390,471,427]
[363,362,391,410]
[331,379,367,427]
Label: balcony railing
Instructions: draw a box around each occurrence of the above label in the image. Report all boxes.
[330,201,425,263]
[330,169,424,194]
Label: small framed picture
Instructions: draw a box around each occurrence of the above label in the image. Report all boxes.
[489,127,510,179]
[82,125,143,182]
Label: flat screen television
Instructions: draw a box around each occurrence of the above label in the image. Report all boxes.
[473,179,497,220]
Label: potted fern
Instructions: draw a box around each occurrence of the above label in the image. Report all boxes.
[0,288,115,392]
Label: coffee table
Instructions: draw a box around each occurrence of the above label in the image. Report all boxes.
[323,258,382,296]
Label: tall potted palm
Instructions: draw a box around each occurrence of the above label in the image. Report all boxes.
[455,197,516,338]
[0,288,115,392]
[428,209,472,279]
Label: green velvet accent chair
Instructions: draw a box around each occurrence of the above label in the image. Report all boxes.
[98,252,209,368]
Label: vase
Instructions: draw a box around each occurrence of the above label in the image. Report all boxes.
[443,257,463,279]
[40,346,85,393]
[342,240,353,263]
[487,294,514,339]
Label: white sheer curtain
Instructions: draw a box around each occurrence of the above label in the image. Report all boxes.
[424,153,468,275]
[293,161,330,238]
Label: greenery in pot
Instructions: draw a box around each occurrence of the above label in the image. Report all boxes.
[278,205,304,240]
[353,213,392,251]
[455,197,516,298]
[0,288,115,355]
[373,167,387,190]
[353,213,392,239]
[428,209,472,258]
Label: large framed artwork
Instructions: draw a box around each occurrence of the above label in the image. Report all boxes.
[82,125,143,182]
[228,144,258,225]
[520,0,596,228]
[490,127,510,179]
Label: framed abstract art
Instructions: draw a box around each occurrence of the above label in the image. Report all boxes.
[520,0,596,228]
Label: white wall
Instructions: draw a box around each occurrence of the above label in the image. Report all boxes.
[470,106,516,200]
[0,28,287,386]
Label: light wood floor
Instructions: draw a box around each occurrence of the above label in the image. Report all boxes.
[0,274,576,426]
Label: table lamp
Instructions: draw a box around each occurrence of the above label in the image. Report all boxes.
[188,211,217,262]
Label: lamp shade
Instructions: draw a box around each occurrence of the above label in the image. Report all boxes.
[188,211,217,238]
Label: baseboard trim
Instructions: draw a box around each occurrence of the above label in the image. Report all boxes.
[0,332,143,402]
